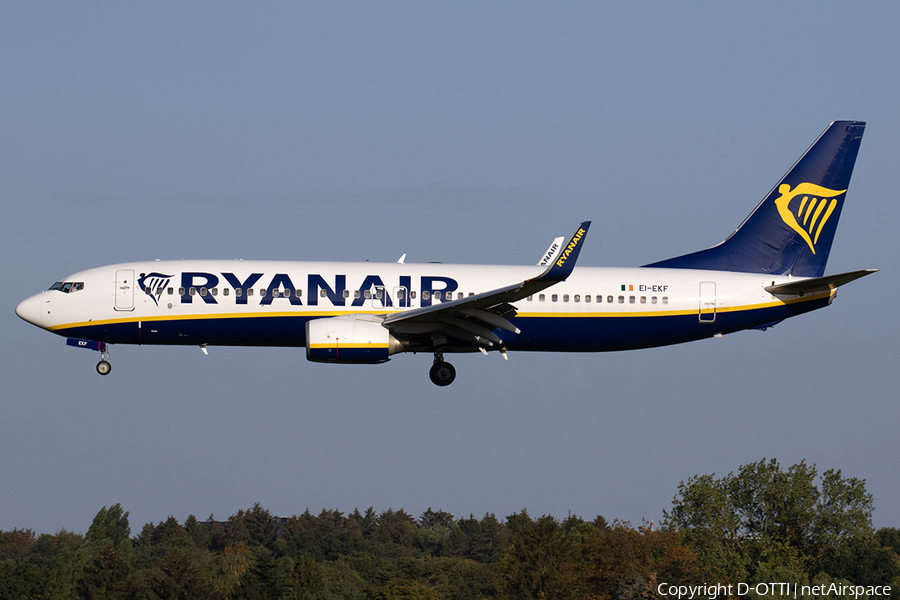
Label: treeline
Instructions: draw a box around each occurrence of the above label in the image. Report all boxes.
[1,459,899,599]
[0,506,698,599]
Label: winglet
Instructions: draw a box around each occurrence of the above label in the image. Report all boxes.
[530,221,591,282]
[537,236,565,266]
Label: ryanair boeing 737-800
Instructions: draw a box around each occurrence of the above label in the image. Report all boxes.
[16,122,875,386]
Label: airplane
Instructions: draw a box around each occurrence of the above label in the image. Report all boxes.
[16,121,875,386]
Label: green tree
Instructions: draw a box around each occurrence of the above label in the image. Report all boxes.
[136,548,217,600]
[76,504,134,598]
[83,503,132,562]
[500,512,573,599]
[416,508,454,557]
[663,458,891,584]
[282,553,326,599]
[661,471,748,581]
[373,509,417,558]
[76,540,133,599]
[184,514,211,550]
[877,527,900,553]
[372,577,441,600]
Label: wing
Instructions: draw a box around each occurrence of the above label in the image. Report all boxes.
[382,221,590,348]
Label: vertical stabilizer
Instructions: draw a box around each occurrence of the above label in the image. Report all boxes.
[645,121,865,277]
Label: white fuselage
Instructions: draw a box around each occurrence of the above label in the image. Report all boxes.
[16,259,830,353]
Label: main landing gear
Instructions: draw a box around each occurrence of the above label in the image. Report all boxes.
[429,352,456,387]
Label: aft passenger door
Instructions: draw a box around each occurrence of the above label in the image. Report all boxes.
[699,281,716,322]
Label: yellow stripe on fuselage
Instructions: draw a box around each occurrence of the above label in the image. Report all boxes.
[48,290,832,332]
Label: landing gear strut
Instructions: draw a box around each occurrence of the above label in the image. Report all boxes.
[429,352,456,386]
[96,346,112,376]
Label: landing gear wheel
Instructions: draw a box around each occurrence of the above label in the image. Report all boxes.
[429,361,456,386]
[96,360,112,376]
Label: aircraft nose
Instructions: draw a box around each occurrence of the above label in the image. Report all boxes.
[16,293,43,327]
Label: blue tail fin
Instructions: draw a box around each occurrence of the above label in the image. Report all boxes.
[645,121,865,277]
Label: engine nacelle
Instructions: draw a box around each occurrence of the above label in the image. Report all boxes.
[306,314,403,364]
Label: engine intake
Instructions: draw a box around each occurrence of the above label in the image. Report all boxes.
[306,315,402,364]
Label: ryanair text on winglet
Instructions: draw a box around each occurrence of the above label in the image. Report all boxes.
[556,228,586,268]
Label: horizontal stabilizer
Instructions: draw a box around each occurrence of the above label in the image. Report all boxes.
[765,269,877,295]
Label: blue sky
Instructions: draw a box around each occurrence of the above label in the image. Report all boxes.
[3,3,899,534]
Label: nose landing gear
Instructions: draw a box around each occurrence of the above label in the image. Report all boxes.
[66,338,112,376]
[96,346,112,376]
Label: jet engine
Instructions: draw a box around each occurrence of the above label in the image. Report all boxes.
[306,314,403,364]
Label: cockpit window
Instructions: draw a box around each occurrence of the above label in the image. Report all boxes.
[49,281,84,293]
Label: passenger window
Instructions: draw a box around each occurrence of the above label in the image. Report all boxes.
[248,289,254,297]
[468,292,474,297]
[618,296,624,304]
[458,292,464,300]
[200,287,207,296]
[364,290,372,299]
[434,291,441,300]
[179,287,185,295]
[640,296,646,304]
[167,287,174,295]
[651,296,657,304]
[223,288,229,296]
[354,290,361,298]
[539,294,545,302]
[376,289,383,300]
[608,296,614,303]
[397,289,405,299]
[236,288,243,297]
[552,294,558,302]
[319,289,326,298]
[422,291,431,300]
[574,294,580,302]
[662,296,668,304]
[527,295,533,301]
[410,291,417,299]
[189,287,196,296]
[295,289,302,298]
[343,289,350,298]
[563,294,569,302]
[629,296,635,304]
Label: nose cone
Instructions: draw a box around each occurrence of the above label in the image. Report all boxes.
[16,293,43,327]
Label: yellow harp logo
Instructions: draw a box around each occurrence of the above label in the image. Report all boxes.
[774,183,845,254]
